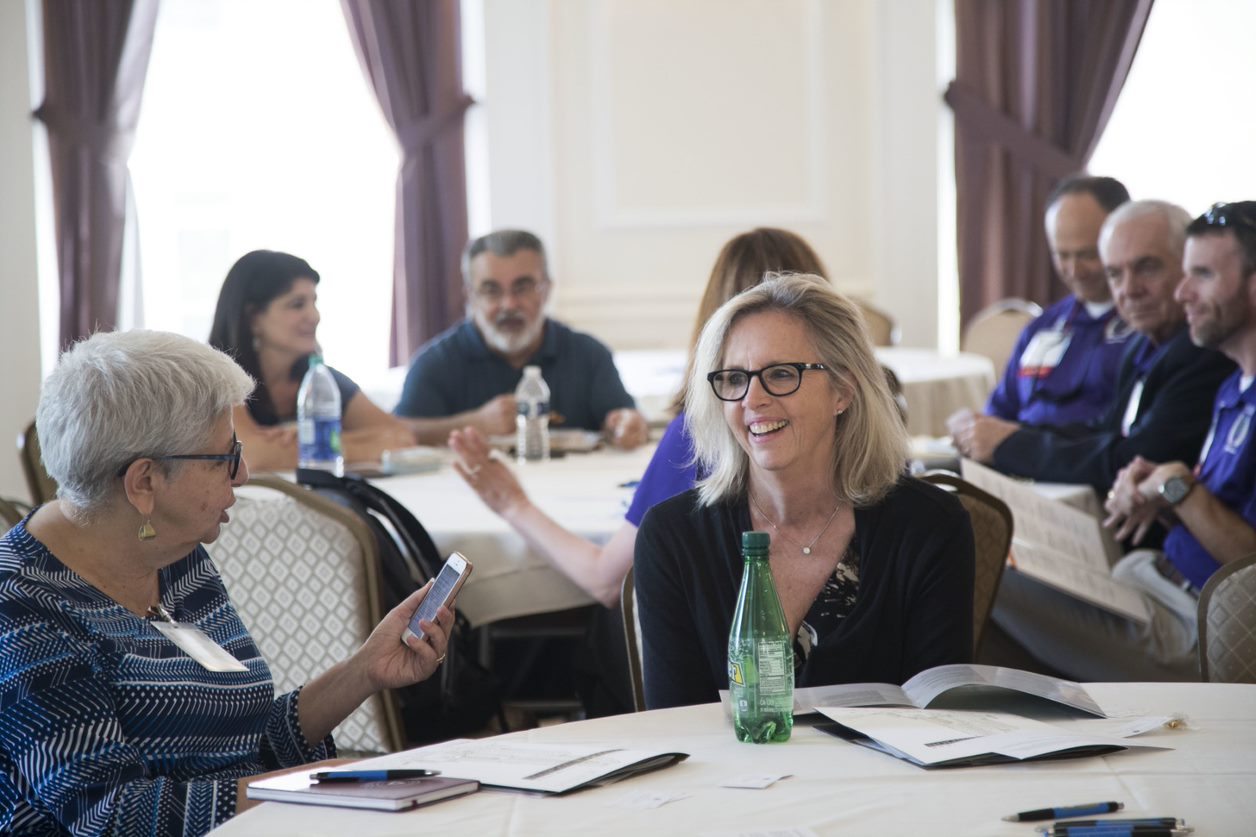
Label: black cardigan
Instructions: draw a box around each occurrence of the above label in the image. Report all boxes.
[634,477,974,710]
[993,327,1235,495]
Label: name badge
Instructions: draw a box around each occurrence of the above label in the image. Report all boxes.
[1018,329,1071,378]
[151,620,249,672]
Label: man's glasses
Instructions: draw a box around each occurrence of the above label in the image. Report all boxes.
[117,435,245,480]
[1201,202,1256,233]
[474,277,547,303]
[707,363,829,402]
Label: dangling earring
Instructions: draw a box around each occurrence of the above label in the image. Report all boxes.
[138,519,157,541]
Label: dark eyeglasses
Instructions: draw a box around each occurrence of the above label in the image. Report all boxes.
[1201,202,1256,233]
[117,435,245,480]
[474,277,547,303]
[707,363,828,402]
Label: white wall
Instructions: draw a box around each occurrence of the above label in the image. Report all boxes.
[481,0,942,350]
[0,0,44,503]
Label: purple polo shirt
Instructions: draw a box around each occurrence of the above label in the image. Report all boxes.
[1164,371,1256,588]
[986,296,1133,427]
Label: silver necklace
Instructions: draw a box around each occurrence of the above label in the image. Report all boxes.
[749,494,842,555]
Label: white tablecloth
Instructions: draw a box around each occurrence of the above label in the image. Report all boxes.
[371,445,656,627]
[214,681,1256,836]
[877,347,996,437]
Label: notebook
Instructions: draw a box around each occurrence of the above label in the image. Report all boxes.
[246,771,479,811]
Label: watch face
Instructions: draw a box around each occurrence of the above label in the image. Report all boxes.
[1161,476,1192,505]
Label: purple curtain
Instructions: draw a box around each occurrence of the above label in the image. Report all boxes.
[945,0,1153,325]
[341,0,472,366]
[34,0,159,348]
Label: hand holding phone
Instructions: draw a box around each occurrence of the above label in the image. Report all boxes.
[401,552,472,644]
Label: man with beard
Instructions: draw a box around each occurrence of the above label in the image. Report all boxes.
[396,229,647,449]
[992,201,1256,681]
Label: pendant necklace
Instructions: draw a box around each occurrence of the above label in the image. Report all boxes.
[749,494,842,556]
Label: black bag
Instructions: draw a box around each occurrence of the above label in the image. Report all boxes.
[295,468,501,743]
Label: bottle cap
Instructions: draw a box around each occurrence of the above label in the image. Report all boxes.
[742,531,770,551]
[309,354,324,367]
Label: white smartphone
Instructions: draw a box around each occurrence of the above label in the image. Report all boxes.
[402,552,472,644]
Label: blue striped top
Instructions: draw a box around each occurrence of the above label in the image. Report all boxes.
[0,521,335,836]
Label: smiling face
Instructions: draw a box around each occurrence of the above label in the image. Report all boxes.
[251,277,320,360]
[1046,192,1112,303]
[467,249,550,364]
[1102,212,1186,345]
[153,412,250,551]
[718,309,847,483]
[1177,231,1256,353]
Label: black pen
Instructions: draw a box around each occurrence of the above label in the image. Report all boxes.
[311,769,440,782]
[1006,802,1124,822]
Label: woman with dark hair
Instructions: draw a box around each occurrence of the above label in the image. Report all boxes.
[446,228,829,606]
[209,250,414,470]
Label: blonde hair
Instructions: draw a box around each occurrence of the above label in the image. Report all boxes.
[686,274,907,507]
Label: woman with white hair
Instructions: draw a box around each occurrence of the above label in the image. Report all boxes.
[634,275,974,709]
[0,330,453,836]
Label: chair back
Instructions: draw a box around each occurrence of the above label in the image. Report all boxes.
[1197,553,1256,683]
[18,421,58,506]
[856,301,898,347]
[213,475,404,753]
[620,567,646,712]
[0,497,28,531]
[961,299,1043,380]
[919,472,1013,654]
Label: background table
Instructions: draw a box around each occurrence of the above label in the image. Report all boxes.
[372,445,655,627]
[215,681,1256,836]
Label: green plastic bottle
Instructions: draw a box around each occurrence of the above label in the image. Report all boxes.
[728,530,793,743]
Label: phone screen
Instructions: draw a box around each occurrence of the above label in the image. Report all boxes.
[404,553,470,641]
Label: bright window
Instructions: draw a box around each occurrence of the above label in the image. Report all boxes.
[130,0,398,381]
[1089,0,1256,214]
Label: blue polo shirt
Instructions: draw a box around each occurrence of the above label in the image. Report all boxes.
[1164,371,1256,589]
[986,296,1133,427]
[394,318,636,431]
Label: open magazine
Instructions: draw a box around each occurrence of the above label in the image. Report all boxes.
[720,664,1108,717]
[813,706,1171,769]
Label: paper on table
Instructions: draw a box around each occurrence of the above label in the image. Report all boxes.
[960,460,1151,623]
[343,739,686,795]
[815,707,1170,767]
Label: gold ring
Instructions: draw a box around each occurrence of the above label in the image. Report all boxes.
[435,654,446,665]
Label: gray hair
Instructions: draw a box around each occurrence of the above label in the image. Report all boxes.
[37,330,255,516]
[1100,199,1193,263]
[686,274,908,507]
[461,229,549,285]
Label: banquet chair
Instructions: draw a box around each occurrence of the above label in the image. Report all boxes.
[212,475,405,753]
[18,420,57,506]
[1197,553,1256,683]
[856,300,898,347]
[961,298,1043,379]
[0,497,29,531]
[620,568,646,712]
[919,472,1013,655]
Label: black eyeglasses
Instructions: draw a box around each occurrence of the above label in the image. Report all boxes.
[117,435,245,480]
[1201,202,1256,233]
[474,277,547,303]
[707,363,828,402]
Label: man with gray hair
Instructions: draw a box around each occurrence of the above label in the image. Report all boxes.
[395,229,647,449]
[952,200,1235,497]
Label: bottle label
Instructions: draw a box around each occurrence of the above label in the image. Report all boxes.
[299,416,343,461]
[516,399,550,418]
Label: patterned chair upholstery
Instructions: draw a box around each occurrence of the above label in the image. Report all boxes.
[213,476,404,753]
[919,472,1013,655]
[1198,553,1256,683]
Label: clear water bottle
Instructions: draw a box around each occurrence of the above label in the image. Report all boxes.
[515,365,550,463]
[728,530,793,743]
[297,355,344,476]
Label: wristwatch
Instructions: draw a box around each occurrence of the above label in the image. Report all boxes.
[1159,475,1195,506]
